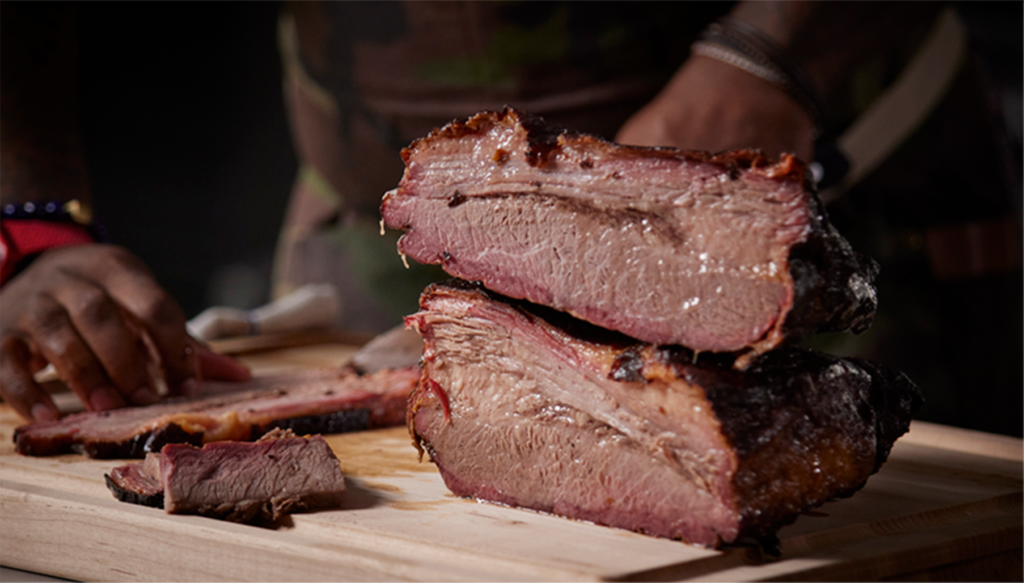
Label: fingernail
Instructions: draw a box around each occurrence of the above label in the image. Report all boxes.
[31,403,59,422]
[129,386,159,406]
[179,377,200,397]
[89,387,123,411]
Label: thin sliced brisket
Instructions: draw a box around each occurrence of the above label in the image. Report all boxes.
[106,428,346,522]
[406,281,920,548]
[15,367,418,458]
[383,108,877,357]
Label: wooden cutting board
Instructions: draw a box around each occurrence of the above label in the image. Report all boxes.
[1,341,1021,582]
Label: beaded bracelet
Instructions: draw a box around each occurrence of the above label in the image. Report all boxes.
[0,200,108,285]
[692,18,827,139]
[691,19,851,189]
[0,199,108,242]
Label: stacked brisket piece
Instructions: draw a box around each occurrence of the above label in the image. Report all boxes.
[382,108,921,548]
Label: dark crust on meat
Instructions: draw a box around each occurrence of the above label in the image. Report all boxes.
[104,473,164,509]
[671,349,919,461]
[676,347,921,536]
[403,107,802,178]
[15,421,205,458]
[261,409,370,437]
[80,423,204,459]
[11,430,74,457]
[783,198,880,339]
[855,358,923,472]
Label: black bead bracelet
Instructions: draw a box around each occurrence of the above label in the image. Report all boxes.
[1,200,109,242]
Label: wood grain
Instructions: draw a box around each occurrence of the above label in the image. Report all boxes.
[1,342,1020,581]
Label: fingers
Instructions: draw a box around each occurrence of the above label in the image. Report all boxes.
[195,344,251,383]
[48,279,157,406]
[0,336,60,422]
[18,292,126,412]
[98,249,197,393]
[0,245,245,420]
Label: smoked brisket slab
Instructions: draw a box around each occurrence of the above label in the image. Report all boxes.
[383,108,878,358]
[14,367,418,458]
[105,429,346,522]
[406,281,920,548]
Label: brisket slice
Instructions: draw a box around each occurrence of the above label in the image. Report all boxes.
[382,108,877,358]
[406,281,920,548]
[105,428,346,522]
[106,453,164,508]
[14,367,418,458]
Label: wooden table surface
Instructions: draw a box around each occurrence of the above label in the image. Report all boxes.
[1,338,1021,582]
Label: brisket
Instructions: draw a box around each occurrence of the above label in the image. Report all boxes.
[406,281,920,548]
[382,108,878,358]
[105,428,346,522]
[14,367,418,458]
[106,453,164,508]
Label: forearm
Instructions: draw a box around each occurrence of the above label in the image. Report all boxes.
[729,1,944,123]
[0,3,90,205]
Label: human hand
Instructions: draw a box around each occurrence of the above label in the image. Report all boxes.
[0,244,250,421]
[616,55,816,162]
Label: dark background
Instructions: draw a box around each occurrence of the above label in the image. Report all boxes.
[76,2,296,317]
[56,1,1023,436]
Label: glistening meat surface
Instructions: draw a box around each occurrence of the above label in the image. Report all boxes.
[382,108,878,357]
[406,281,920,548]
[14,367,418,458]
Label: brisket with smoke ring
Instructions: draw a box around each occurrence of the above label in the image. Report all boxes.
[382,108,878,359]
[406,281,920,548]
